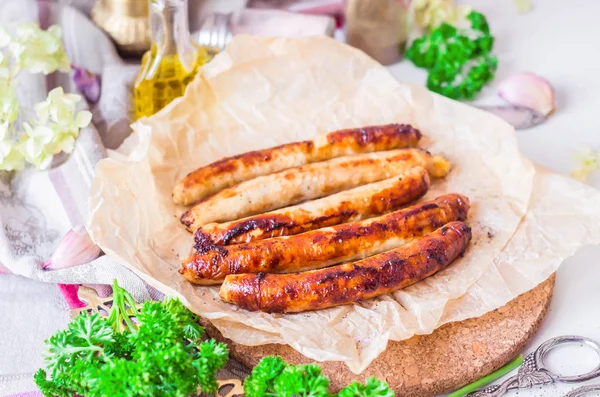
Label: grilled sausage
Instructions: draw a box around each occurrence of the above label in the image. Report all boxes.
[195,166,431,247]
[180,148,451,232]
[173,124,422,205]
[181,194,469,285]
[219,221,472,313]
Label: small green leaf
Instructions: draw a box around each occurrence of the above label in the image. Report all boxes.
[467,11,490,34]
[338,377,394,397]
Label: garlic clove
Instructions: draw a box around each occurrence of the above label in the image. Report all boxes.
[476,105,545,130]
[43,225,101,270]
[497,72,555,116]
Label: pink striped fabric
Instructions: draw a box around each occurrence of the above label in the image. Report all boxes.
[57,284,86,309]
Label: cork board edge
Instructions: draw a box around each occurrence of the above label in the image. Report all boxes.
[205,274,555,397]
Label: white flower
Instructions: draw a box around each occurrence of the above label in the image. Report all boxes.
[33,87,91,155]
[19,87,92,170]
[571,147,600,182]
[74,110,92,128]
[0,81,18,124]
[0,142,24,171]
[0,26,11,48]
[35,87,82,125]
[0,23,86,172]
[0,121,9,140]
[10,23,70,75]
[0,53,10,79]
[0,125,24,171]
[21,122,55,170]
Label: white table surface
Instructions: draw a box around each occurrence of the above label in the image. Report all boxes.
[388,1,600,396]
[2,1,600,396]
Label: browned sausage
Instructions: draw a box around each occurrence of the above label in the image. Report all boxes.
[195,166,431,247]
[181,194,470,285]
[180,148,451,232]
[173,124,422,206]
[173,124,421,205]
[219,221,472,313]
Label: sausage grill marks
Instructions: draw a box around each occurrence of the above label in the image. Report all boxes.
[219,221,472,313]
[194,166,431,247]
[180,148,451,232]
[173,123,472,314]
[173,124,422,206]
[180,193,470,285]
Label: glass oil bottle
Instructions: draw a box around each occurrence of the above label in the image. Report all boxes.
[133,0,209,120]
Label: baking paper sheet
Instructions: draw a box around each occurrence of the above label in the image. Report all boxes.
[87,36,600,373]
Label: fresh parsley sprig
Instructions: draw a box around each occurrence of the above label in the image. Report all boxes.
[34,280,229,397]
[406,11,498,100]
[35,281,394,396]
[244,356,394,397]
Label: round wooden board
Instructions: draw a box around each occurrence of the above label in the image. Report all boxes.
[205,275,555,397]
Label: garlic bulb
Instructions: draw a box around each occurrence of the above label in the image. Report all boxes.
[43,225,101,270]
[498,73,555,116]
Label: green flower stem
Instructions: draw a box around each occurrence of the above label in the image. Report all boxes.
[447,354,524,397]
[117,296,137,333]
[110,280,138,334]
[123,289,141,318]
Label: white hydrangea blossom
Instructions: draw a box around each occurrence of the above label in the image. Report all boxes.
[0,23,89,171]
[0,121,23,171]
[21,88,91,170]
[0,53,10,79]
[0,26,11,47]
[21,122,55,169]
[10,24,70,75]
[0,80,19,123]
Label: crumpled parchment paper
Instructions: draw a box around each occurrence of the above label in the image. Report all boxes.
[87,36,600,373]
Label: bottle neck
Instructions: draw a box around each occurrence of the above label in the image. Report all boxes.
[150,0,196,63]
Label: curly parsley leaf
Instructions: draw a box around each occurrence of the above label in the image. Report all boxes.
[35,281,392,397]
[406,10,497,100]
[338,377,394,397]
[34,281,227,397]
[244,356,288,397]
[194,339,229,394]
[245,357,394,397]
[44,312,113,376]
[273,364,330,397]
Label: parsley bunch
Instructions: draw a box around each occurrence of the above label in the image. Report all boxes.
[244,356,394,397]
[34,280,229,397]
[34,281,394,397]
[406,11,497,100]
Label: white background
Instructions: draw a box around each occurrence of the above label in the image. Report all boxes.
[387,1,600,396]
[1,1,600,396]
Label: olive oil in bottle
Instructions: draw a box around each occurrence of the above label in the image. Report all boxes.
[133,0,208,120]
